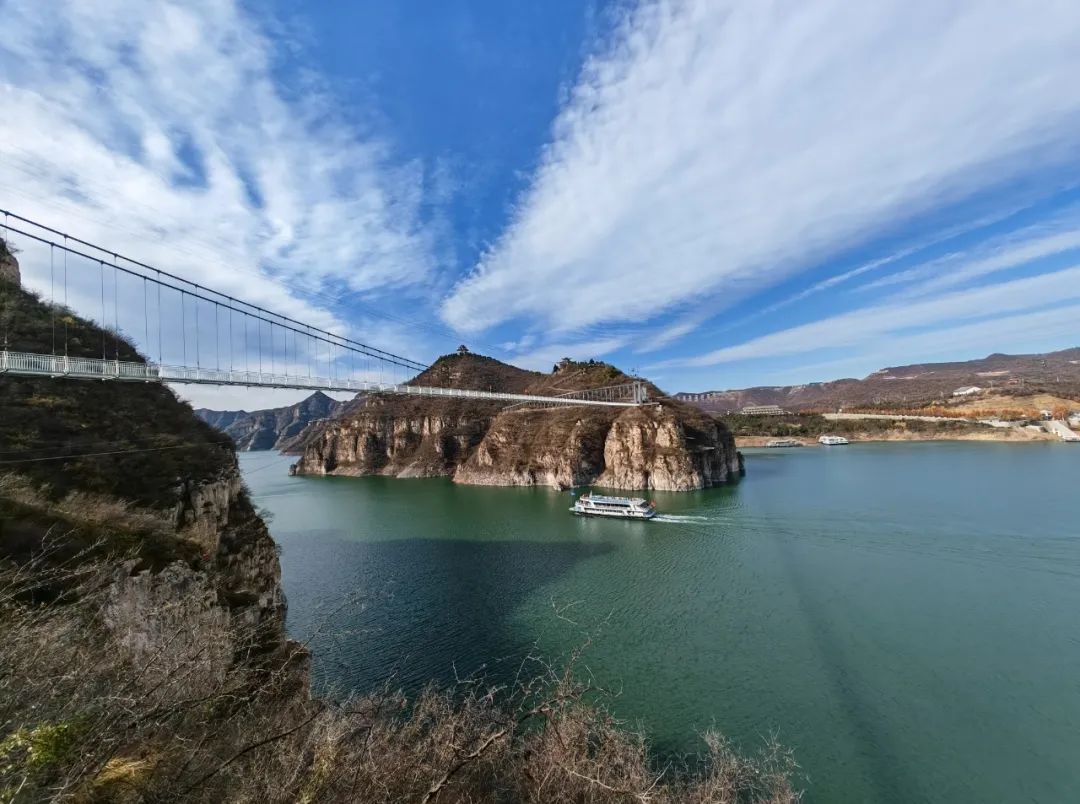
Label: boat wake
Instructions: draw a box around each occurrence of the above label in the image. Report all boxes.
[652,514,713,524]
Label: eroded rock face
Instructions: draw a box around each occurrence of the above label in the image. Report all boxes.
[454,408,614,488]
[0,250,19,286]
[597,406,741,491]
[101,467,290,687]
[291,397,493,479]
[295,399,741,492]
[174,471,286,629]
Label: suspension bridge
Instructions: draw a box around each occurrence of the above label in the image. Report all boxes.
[0,210,646,408]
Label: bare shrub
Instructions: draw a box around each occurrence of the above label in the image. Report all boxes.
[0,550,800,803]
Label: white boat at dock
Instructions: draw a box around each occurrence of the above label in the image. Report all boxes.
[818,435,850,445]
[571,493,657,519]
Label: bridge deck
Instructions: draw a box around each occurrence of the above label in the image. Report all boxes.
[0,351,642,408]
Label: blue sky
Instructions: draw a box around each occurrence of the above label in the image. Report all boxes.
[4,1,1080,408]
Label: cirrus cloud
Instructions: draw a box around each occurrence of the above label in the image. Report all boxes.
[441,0,1080,339]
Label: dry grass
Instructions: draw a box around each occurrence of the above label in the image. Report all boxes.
[0,548,800,803]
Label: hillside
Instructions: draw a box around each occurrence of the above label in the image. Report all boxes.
[197,391,352,452]
[676,348,1080,413]
[1,242,792,802]
[293,352,739,490]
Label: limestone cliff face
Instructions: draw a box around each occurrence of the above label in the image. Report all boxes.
[596,405,742,491]
[176,471,286,629]
[296,398,741,492]
[291,396,494,478]
[70,464,288,687]
[292,353,742,491]
[453,408,614,488]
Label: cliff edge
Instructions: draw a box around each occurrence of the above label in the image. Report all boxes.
[292,352,742,490]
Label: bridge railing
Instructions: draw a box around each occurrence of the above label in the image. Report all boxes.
[0,351,641,407]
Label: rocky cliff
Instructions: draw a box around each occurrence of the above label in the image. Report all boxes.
[0,238,18,285]
[197,390,351,452]
[293,353,741,491]
[1,276,292,678]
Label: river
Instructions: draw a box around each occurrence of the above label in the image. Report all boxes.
[239,442,1080,803]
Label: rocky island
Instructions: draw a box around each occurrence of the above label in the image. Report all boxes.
[289,352,743,491]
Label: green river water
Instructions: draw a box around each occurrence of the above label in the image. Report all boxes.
[239,442,1080,803]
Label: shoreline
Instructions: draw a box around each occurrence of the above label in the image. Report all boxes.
[736,429,1056,448]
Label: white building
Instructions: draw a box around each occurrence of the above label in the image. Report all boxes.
[952,386,982,397]
[739,404,787,416]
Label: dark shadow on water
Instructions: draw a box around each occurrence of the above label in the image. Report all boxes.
[775,535,925,804]
[277,533,614,698]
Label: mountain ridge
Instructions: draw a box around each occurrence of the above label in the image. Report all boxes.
[675,348,1080,412]
[196,390,353,452]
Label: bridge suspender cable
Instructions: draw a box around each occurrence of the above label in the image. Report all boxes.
[1,209,646,407]
[0,210,428,372]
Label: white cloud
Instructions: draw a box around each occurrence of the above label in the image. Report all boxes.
[864,223,1080,297]
[0,0,440,407]
[441,0,1080,337]
[654,264,1080,368]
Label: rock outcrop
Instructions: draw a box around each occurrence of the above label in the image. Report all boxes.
[197,390,351,452]
[1,277,294,690]
[0,238,19,285]
[293,353,742,491]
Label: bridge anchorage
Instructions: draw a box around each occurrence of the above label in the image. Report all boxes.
[0,210,645,409]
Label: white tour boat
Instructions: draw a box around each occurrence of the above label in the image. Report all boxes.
[818,435,850,446]
[571,493,657,520]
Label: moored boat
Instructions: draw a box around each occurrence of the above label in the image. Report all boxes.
[765,438,804,448]
[818,435,850,445]
[571,493,657,519]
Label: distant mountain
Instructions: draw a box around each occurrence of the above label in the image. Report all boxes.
[196,391,353,452]
[674,348,1080,412]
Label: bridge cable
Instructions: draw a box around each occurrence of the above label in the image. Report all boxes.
[0,212,429,371]
[0,441,235,466]
[63,239,69,357]
[2,218,429,372]
[214,302,220,371]
[143,275,149,358]
[194,288,200,369]
[156,271,162,365]
[113,257,119,361]
[99,260,106,361]
[181,290,187,366]
[49,244,55,355]
[229,305,234,371]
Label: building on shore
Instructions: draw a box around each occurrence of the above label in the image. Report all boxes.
[674,391,723,402]
[952,386,982,397]
[739,404,787,416]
